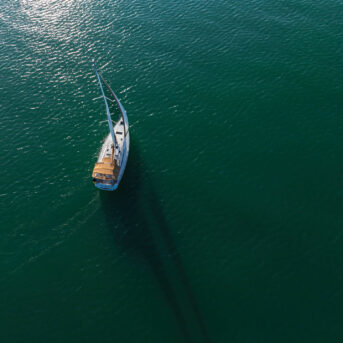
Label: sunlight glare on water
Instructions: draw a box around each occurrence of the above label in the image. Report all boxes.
[1,0,343,342]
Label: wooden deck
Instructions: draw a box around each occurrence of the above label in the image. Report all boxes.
[92,155,120,180]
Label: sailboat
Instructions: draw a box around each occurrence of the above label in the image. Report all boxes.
[92,61,130,191]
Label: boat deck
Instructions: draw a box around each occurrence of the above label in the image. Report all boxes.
[92,154,120,181]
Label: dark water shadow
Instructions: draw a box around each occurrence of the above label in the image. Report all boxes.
[100,144,211,343]
[145,183,212,343]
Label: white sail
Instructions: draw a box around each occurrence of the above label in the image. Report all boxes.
[100,75,129,136]
[93,61,116,146]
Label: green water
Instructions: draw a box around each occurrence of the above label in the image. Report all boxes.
[1,0,343,342]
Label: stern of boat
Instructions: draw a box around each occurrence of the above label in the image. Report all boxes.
[93,180,118,191]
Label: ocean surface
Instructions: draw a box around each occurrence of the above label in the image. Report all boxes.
[1,0,343,342]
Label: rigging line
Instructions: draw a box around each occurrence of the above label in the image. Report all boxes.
[105,96,115,103]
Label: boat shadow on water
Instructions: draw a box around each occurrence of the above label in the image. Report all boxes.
[100,145,211,343]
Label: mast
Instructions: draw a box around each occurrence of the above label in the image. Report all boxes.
[93,61,117,147]
[100,75,129,137]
